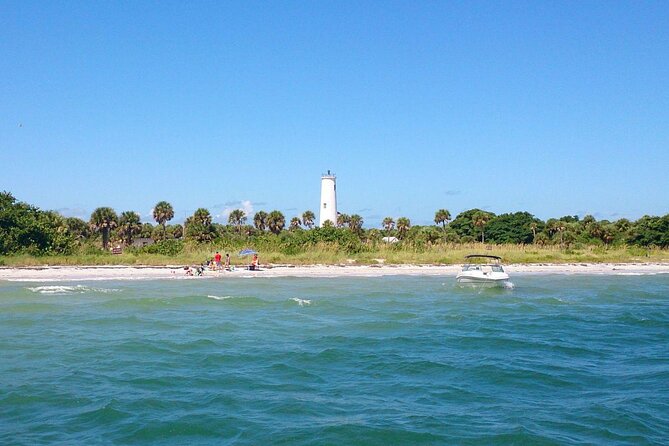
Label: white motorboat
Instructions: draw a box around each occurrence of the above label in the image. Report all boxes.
[456,255,510,287]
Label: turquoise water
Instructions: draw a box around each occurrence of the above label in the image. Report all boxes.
[1,275,668,445]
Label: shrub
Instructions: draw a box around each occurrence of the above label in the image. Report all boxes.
[140,239,184,256]
[83,244,106,256]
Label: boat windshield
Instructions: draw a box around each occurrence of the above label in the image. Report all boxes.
[462,265,482,271]
[463,264,504,272]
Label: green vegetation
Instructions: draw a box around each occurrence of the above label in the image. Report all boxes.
[1,191,668,266]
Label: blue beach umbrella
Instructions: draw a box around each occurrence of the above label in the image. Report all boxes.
[238,249,258,257]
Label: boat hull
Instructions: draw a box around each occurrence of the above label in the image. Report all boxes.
[456,272,509,287]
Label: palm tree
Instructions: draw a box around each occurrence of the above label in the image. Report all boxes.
[289,217,302,230]
[118,211,142,246]
[253,211,268,231]
[89,207,118,250]
[601,224,616,245]
[140,223,154,238]
[530,222,538,243]
[614,218,631,232]
[472,211,490,243]
[267,210,285,235]
[588,222,604,240]
[302,210,315,229]
[556,221,567,246]
[434,209,451,229]
[534,232,549,246]
[337,213,350,228]
[382,217,395,232]
[349,214,364,235]
[228,209,247,233]
[396,217,410,239]
[185,208,216,242]
[547,219,567,247]
[153,201,174,237]
[172,224,183,239]
[193,208,212,226]
[581,214,596,228]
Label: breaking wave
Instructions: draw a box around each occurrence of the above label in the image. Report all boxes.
[206,295,235,300]
[26,285,121,295]
[291,297,312,306]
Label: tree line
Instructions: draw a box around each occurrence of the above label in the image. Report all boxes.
[1,191,668,256]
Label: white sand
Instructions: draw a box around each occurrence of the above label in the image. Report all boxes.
[1,263,668,282]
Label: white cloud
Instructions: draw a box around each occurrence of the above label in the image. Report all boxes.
[55,207,89,219]
[216,200,254,223]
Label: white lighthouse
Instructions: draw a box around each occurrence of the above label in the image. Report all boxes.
[319,171,337,227]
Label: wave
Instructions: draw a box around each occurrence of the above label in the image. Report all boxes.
[291,297,312,306]
[206,295,313,306]
[207,295,235,300]
[203,295,269,307]
[26,285,121,295]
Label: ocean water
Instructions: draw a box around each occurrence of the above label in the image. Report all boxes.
[1,274,668,445]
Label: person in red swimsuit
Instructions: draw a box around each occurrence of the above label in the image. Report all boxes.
[214,251,222,270]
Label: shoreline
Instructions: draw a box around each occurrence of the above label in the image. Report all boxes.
[1,263,669,282]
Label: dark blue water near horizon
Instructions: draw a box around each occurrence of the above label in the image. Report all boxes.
[1,274,668,445]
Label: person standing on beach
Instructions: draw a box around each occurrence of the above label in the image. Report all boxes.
[214,251,222,270]
[251,253,258,270]
[224,253,230,270]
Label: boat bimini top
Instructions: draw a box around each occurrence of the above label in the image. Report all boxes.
[461,255,505,273]
[463,254,502,262]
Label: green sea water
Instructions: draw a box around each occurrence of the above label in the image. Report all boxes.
[1,274,668,445]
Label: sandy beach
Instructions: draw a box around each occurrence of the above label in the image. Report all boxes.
[1,263,668,282]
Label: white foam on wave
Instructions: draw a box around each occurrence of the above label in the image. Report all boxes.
[206,295,235,300]
[27,285,76,294]
[291,297,312,306]
[503,281,515,290]
[27,285,121,295]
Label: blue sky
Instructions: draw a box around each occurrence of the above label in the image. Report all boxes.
[2,1,668,226]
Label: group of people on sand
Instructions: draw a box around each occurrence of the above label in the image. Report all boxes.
[183,251,259,276]
[212,251,231,271]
